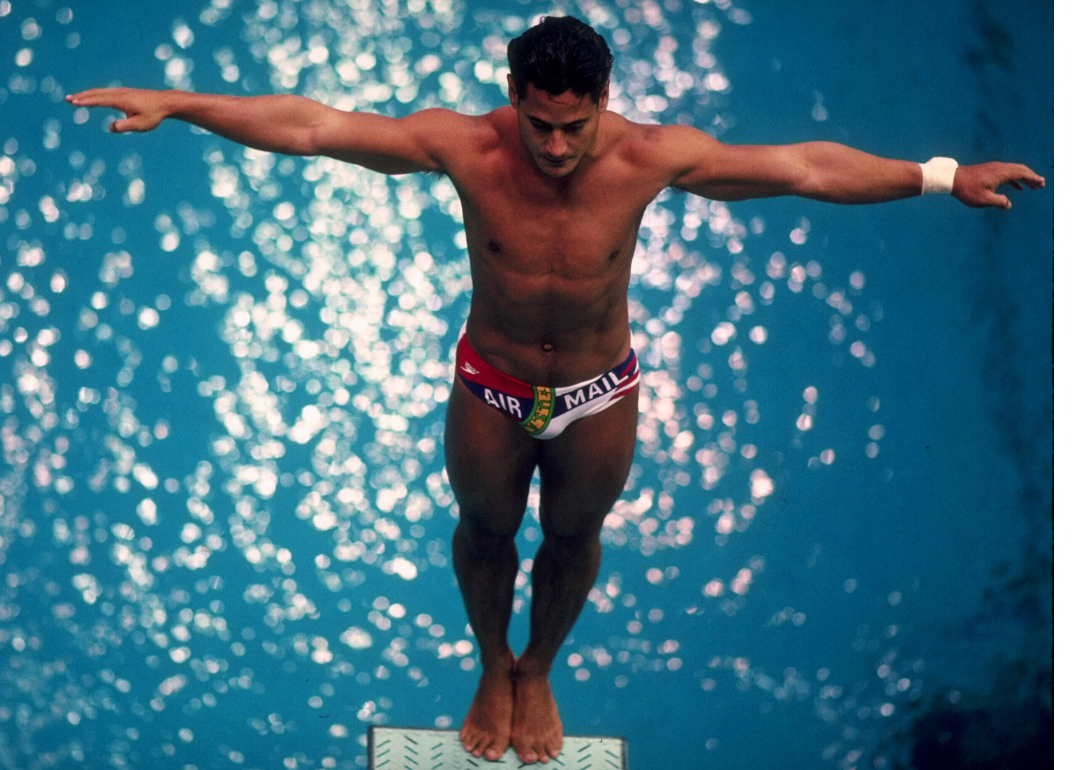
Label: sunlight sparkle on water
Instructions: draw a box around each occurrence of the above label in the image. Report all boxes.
[0,0,904,766]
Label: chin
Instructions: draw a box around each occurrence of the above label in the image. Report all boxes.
[538,160,578,177]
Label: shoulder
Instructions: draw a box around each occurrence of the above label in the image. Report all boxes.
[602,117,720,181]
[406,106,503,139]
[635,122,718,165]
[402,107,493,143]
[405,106,508,164]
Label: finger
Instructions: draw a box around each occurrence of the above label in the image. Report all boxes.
[67,91,116,107]
[1013,164,1046,187]
[67,87,114,101]
[110,117,142,133]
[66,89,100,102]
[991,194,1011,210]
[1006,173,1044,190]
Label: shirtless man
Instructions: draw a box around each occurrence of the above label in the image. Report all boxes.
[68,15,1043,766]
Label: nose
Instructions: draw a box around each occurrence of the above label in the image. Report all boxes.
[545,131,569,158]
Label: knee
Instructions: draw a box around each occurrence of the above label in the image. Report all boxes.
[455,517,518,557]
[538,518,602,554]
[538,497,609,544]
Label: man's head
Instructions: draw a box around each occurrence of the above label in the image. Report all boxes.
[507,16,614,178]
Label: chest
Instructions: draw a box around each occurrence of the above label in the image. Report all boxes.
[453,154,658,280]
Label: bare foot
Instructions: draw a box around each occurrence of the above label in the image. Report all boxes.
[460,657,515,761]
[511,662,563,765]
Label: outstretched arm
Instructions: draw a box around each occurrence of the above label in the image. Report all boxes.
[66,87,461,175]
[662,126,1044,209]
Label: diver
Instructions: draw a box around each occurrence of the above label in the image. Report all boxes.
[67,15,1044,765]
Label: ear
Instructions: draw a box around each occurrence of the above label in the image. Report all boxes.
[507,74,519,108]
[597,81,609,113]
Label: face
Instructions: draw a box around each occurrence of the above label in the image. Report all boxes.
[508,76,609,178]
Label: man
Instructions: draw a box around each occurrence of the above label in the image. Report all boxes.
[68,15,1043,765]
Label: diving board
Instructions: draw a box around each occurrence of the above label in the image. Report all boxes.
[368,726,628,769]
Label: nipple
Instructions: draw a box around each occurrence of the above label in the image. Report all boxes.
[541,342,554,352]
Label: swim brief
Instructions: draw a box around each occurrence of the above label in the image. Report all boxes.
[455,327,640,439]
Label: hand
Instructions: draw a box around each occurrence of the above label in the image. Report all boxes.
[952,162,1045,209]
[66,87,172,133]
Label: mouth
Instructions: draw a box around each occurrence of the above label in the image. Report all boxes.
[540,156,572,166]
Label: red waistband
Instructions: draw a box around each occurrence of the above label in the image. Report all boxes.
[455,333,535,399]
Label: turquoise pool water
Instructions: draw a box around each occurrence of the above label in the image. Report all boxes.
[0,1,1052,768]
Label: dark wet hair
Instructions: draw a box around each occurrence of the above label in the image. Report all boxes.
[507,16,613,103]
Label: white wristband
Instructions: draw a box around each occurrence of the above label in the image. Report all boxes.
[919,157,959,195]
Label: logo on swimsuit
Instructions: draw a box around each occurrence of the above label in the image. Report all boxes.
[461,361,480,375]
[521,385,554,435]
[563,372,620,410]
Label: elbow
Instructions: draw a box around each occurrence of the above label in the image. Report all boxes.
[791,145,855,202]
[292,127,321,157]
[791,142,876,203]
[284,97,333,156]
[789,156,820,199]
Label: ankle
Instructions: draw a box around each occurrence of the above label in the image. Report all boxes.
[481,649,515,674]
[514,652,552,679]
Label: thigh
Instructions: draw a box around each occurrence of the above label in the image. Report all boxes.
[445,376,539,536]
[536,384,639,539]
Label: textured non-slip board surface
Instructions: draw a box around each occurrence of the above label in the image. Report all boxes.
[368,726,628,769]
